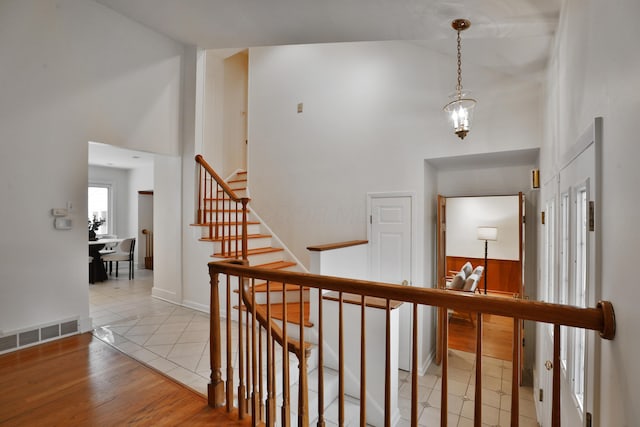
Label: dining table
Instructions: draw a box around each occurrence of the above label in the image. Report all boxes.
[89,238,122,283]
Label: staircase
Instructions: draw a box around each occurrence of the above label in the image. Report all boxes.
[194,155,364,425]
[192,156,312,332]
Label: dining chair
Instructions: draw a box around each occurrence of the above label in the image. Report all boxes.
[101,238,136,279]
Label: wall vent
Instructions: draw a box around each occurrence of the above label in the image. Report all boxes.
[0,317,80,355]
[0,335,17,352]
[60,320,78,335]
[41,324,60,340]
[19,329,39,346]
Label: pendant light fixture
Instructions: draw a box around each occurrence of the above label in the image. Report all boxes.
[443,19,476,140]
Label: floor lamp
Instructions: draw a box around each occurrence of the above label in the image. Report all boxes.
[477,227,498,295]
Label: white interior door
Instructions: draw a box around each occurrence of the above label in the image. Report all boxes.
[557,140,598,427]
[538,118,600,427]
[368,194,413,371]
[537,175,558,427]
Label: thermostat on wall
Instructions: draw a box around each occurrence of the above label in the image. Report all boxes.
[51,208,68,217]
[54,217,72,230]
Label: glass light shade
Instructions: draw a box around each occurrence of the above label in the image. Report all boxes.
[477,226,498,241]
[443,97,476,139]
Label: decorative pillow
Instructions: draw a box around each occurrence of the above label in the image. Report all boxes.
[472,266,484,278]
[449,272,466,289]
[461,261,473,278]
[463,273,479,292]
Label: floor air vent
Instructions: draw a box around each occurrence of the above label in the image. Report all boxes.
[0,318,79,355]
[0,335,18,352]
[19,329,39,346]
[41,324,60,340]
[60,320,78,335]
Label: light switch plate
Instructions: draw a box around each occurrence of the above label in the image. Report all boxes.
[52,208,68,217]
[54,217,72,230]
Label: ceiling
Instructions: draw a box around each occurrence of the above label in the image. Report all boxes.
[92,1,559,168]
[97,0,560,80]
[88,142,155,170]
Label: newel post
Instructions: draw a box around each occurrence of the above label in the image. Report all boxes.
[208,264,225,407]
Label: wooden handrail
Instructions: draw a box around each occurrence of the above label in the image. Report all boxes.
[195,154,244,202]
[208,260,616,427]
[194,155,250,260]
[210,261,615,339]
[307,240,368,251]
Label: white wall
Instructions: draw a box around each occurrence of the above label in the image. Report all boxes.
[223,52,248,177]
[247,40,542,377]
[202,51,225,172]
[248,41,542,274]
[540,0,640,423]
[446,196,520,261]
[153,154,183,304]
[436,164,532,197]
[0,0,183,335]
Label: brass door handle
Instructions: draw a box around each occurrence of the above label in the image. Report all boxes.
[401,280,409,286]
[545,360,553,370]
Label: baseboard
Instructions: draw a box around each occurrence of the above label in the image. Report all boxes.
[421,349,436,376]
[151,287,179,303]
[181,299,209,314]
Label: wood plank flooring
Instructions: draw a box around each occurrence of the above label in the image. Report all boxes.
[0,333,255,426]
[447,313,514,361]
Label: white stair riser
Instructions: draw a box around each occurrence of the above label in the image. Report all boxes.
[246,251,286,266]
[211,236,273,253]
[202,199,245,210]
[271,318,315,344]
[199,211,249,222]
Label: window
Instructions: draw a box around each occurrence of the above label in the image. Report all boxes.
[88,185,111,235]
[545,200,556,303]
[571,188,588,408]
[560,193,570,369]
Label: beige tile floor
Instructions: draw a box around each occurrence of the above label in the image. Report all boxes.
[90,269,538,427]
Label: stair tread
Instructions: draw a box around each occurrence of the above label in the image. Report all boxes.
[200,208,251,212]
[198,233,271,243]
[218,187,246,192]
[235,282,310,293]
[191,220,260,227]
[203,197,249,202]
[253,261,297,270]
[237,302,312,327]
[212,246,283,258]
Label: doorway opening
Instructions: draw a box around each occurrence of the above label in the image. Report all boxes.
[436,193,526,379]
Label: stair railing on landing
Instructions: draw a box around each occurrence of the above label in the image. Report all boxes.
[208,260,616,427]
[195,155,249,260]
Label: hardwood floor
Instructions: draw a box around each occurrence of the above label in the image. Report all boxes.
[0,333,255,426]
[447,313,514,361]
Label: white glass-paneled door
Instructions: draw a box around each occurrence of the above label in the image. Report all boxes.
[538,118,602,427]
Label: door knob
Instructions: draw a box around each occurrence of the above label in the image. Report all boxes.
[545,360,553,370]
[401,280,409,286]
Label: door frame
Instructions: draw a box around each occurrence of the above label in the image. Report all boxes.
[435,193,526,373]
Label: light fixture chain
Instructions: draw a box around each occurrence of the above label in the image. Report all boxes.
[456,29,462,98]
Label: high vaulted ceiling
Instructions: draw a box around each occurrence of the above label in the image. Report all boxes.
[97,0,560,80]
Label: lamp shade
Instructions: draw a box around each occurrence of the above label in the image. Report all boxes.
[477,226,498,241]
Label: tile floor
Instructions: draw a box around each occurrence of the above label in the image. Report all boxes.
[90,269,538,427]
